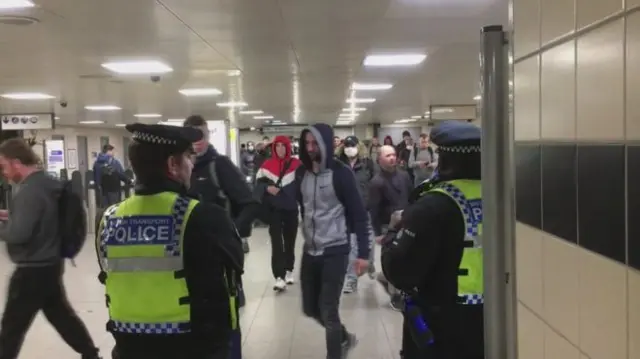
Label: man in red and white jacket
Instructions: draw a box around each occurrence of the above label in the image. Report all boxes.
[255,136,302,291]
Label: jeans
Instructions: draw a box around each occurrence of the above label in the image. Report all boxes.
[268,209,299,279]
[345,216,375,283]
[0,263,97,359]
[101,190,121,208]
[301,252,350,359]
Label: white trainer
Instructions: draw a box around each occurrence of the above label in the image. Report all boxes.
[273,278,287,291]
[285,271,295,285]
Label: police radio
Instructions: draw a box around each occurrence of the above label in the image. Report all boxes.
[402,291,435,350]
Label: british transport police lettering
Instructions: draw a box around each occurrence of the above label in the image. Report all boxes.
[105,216,176,245]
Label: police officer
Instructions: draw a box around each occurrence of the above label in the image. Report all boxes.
[380,121,484,359]
[96,123,244,359]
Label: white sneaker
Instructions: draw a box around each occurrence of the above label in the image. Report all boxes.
[273,278,287,291]
[285,271,295,285]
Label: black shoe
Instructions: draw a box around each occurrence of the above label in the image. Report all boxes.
[389,294,404,312]
[341,332,358,358]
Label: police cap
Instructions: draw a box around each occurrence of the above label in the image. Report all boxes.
[429,120,481,154]
[125,123,203,153]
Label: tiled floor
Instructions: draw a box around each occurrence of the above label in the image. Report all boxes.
[0,227,403,358]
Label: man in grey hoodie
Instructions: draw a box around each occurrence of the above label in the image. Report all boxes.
[408,133,437,186]
[0,138,100,359]
[295,124,370,359]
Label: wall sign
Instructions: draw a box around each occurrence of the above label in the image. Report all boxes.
[44,140,66,178]
[0,113,55,130]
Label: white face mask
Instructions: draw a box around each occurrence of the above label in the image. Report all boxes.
[344,147,358,158]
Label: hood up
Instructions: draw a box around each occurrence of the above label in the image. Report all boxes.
[298,123,334,171]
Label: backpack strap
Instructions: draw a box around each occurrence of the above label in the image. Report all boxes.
[208,160,228,205]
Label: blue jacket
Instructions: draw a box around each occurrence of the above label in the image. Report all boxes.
[92,153,126,188]
[296,124,370,260]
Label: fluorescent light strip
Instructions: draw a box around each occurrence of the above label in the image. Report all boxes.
[179,88,222,96]
[1,92,54,100]
[216,102,248,108]
[79,120,105,125]
[134,113,162,118]
[346,98,376,104]
[364,54,427,67]
[102,60,173,75]
[239,110,264,115]
[115,124,127,127]
[395,119,417,124]
[351,83,393,91]
[254,115,274,120]
[0,0,34,9]
[85,105,121,111]
[158,121,182,127]
[166,118,184,122]
[473,95,481,101]
[341,107,366,112]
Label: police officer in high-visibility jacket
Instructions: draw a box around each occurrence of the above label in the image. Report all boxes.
[96,123,244,359]
[381,121,484,359]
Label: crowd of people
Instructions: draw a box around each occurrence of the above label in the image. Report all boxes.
[0,117,485,359]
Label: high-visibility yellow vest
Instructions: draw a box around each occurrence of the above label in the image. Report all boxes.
[95,192,238,334]
[428,180,484,305]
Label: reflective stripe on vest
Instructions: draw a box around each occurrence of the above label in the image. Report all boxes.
[429,180,484,305]
[96,193,195,334]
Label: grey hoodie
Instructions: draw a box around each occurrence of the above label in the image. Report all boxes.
[0,171,63,266]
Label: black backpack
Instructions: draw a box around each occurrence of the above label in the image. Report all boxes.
[101,159,116,178]
[58,180,88,263]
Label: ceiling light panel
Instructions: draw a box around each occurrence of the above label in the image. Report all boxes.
[1,92,54,100]
[341,107,366,112]
[239,110,263,115]
[85,105,121,111]
[102,60,173,75]
[216,102,248,108]
[346,98,376,104]
[351,83,393,91]
[179,88,222,96]
[134,113,162,118]
[254,115,274,120]
[0,0,34,9]
[115,124,127,127]
[79,120,105,124]
[364,53,427,67]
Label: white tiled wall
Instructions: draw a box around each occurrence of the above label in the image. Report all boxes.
[24,126,129,172]
[513,0,639,357]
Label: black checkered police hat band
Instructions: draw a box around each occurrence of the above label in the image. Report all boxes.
[132,131,177,145]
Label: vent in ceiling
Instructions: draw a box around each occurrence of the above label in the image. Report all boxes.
[0,16,39,26]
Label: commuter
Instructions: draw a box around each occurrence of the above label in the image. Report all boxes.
[240,141,258,183]
[93,144,131,207]
[396,131,417,180]
[261,136,272,158]
[335,135,376,293]
[183,115,258,359]
[255,135,301,291]
[295,124,370,359]
[333,135,342,151]
[408,133,438,186]
[369,136,381,173]
[368,145,413,310]
[183,115,258,254]
[383,135,394,146]
[381,121,484,359]
[96,123,243,359]
[0,138,100,359]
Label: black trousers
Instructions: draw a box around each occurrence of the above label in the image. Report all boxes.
[300,252,349,359]
[0,263,97,359]
[268,209,298,279]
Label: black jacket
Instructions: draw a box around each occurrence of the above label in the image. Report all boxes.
[368,169,413,235]
[189,145,260,238]
[381,179,484,358]
[104,179,244,359]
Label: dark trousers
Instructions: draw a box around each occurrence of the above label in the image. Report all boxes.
[300,252,349,359]
[268,209,298,279]
[0,263,97,359]
[100,190,121,208]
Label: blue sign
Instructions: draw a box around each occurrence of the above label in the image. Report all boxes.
[50,150,63,155]
[105,215,176,245]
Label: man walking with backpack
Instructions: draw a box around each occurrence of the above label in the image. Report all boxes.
[408,133,437,186]
[296,124,370,359]
[93,144,130,207]
[0,138,100,359]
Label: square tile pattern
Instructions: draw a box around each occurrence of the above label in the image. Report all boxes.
[0,229,403,359]
[516,227,638,359]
